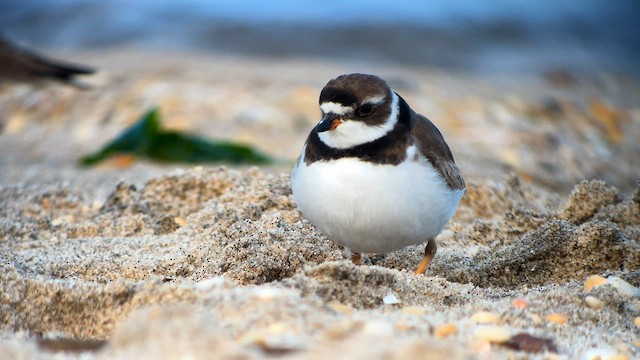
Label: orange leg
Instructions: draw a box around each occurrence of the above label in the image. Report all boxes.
[351,252,362,265]
[415,239,437,275]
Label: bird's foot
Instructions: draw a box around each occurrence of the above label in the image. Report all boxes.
[415,239,437,275]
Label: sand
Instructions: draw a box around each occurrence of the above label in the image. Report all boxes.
[0,51,639,359]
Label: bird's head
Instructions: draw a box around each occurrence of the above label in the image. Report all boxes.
[315,73,399,149]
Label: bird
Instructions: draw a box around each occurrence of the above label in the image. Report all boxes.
[0,35,95,85]
[291,73,465,274]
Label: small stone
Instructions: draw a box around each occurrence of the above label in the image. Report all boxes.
[174,216,187,227]
[584,275,607,292]
[434,323,457,338]
[584,296,605,309]
[37,338,107,353]
[512,298,529,309]
[471,311,501,324]
[503,333,558,354]
[473,325,511,344]
[607,276,640,298]
[383,293,400,305]
[633,316,640,327]
[545,313,568,325]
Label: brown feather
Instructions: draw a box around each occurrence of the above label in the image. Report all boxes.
[408,106,466,191]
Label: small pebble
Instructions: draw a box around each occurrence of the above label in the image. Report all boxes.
[584,275,607,292]
[383,293,400,305]
[607,276,640,298]
[434,323,457,338]
[584,296,605,309]
[633,316,640,327]
[473,325,511,344]
[545,313,568,325]
[512,298,529,309]
[471,311,501,324]
[174,216,187,227]
[503,333,558,354]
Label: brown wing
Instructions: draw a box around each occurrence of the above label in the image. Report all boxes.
[0,36,94,83]
[410,112,466,191]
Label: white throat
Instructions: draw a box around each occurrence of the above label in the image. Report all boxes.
[317,93,399,149]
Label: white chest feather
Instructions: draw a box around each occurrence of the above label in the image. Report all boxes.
[291,149,464,253]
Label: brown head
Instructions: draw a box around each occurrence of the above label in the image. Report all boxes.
[315,74,400,149]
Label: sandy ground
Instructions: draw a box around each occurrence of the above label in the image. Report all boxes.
[0,50,639,359]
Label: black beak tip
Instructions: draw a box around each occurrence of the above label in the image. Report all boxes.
[315,122,330,133]
[315,116,334,133]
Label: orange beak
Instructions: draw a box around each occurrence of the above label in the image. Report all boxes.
[316,114,342,132]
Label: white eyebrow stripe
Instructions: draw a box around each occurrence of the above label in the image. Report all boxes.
[320,102,353,115]
[317,92,399,150]
[364,95,386,105]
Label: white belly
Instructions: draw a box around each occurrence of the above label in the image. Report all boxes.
[291,154,464,254]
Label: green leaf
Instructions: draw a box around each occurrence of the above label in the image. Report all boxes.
[79,108,273,166]
[147,132,272,164]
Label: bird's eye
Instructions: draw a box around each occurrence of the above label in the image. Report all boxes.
[358,104,373,116]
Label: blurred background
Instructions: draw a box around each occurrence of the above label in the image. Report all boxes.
[1,0,639,76]
[0,0,639,194]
